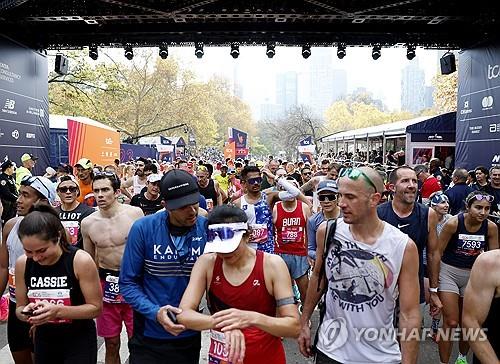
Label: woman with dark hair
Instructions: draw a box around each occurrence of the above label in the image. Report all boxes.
[436,191,499,364]
[14,204,102,364]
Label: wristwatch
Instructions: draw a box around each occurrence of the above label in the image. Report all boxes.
[429,287,438,293]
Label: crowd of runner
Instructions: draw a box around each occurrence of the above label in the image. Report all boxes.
[0,151,499,364]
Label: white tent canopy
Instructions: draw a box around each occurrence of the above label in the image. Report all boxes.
[321,115,435,142]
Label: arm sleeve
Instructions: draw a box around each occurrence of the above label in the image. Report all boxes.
[276,178,301,199]
[119,222,160,322]
[307,217,317,260]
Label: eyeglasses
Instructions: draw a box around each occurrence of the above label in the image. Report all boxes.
[207,223,247,242]
[57,186,78,193]
[246,177,262,185]
[302,171,312,175]
[466,194,494,204]
[318,194,337,202]
[339,168,378,193]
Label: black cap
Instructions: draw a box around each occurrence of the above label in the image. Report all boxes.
[160,169,200,210]
[1,160,14,171]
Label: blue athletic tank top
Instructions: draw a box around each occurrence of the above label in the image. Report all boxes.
[377,201,429,302]
[442,213,489,269]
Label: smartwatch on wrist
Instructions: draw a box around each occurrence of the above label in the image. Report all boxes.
[429,287,438,293]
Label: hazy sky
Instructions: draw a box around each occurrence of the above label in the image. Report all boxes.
[53,45,443,118]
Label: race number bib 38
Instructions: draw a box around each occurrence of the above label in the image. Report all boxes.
[28,288,72,324]
[103,274,124,304]
[249,223,268,244]
[208,329,230,364]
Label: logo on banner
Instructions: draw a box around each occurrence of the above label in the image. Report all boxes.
[105,138,113,145]
[482,95,494,110]
[490,123,500,134]
[11,130,19,139]
[492,155,500,164]
[26,133,35,139]
[488,64,500,80]
[428,134,443,141]
[2,99,17,115]
[460,100,472,115]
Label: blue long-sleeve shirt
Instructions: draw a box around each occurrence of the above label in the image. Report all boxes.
[119,211,207,340]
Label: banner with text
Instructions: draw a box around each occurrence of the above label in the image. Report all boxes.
[68,118,120,166]
[0,35,49,173]
[298,136,315,163]
[456,44,500,169]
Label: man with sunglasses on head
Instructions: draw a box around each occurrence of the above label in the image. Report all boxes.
[81,172,144,364]
[377,166,441,314]
[120,157,150,199]
[299,166,421,364]
[0,175,56,364]
[119,169,208,364]
[234,166,309,254]
[56,175,95,249]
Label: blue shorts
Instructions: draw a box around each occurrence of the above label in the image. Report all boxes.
[279,253,309,280]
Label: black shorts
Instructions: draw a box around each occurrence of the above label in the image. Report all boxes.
[129,332,201,364]
[7,299,33,352]
[34,321,97,364]
[315,350,343,364]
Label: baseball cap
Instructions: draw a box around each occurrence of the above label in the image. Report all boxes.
[44,167,56,178]
[317,180,338,194]
[75,158,92,169]
[160,169,200,209]
[203,222,248,254]
[430,192,449,206]
[21,153,38,163]
[147,174,162,183]
[20,176,57,204]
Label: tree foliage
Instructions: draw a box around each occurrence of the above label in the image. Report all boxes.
[48,50,255,148]
[324,89,413,133]
[431,71,458,113]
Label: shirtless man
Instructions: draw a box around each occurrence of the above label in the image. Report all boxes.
[82,173,143,364]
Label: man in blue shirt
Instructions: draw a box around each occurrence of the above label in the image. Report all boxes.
[445,168,474,215]
[120,169,208,364]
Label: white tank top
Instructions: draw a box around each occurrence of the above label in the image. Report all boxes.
[316,218,408,364]
[6,218,24,302]
[133,175,147,196]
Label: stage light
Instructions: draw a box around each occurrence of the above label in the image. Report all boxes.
[372,45,381,60]
[266,42,276,58]
[337,43,346,59]
[124,45,133,60]
[406,44,416,60]
[195,42,204,59]
[230,43,240,59]
[301,45,311,59]
[159,43,168,59]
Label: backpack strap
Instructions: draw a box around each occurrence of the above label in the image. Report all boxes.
[316,218,337,292]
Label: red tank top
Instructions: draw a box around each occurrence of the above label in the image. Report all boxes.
[274,200,307,255]
[207,250,285,364]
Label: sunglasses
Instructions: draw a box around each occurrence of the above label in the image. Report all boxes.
[247,177,262,185]
[467,194,494,204]
[340,168,378,193]
[302,172,312,175]
[318,194,337,202]
[207,223,247,242]
[57,186,78,193]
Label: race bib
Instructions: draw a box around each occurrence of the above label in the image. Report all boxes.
[62,220,79,246]
[28,288,72,324]
[208,329,230,364]
[206,199,214,212]
[103,274,124,304]
[281,226,303,244]
[249,223,268,244]
[8,268,15,300]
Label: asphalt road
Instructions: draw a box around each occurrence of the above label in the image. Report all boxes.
[1,304,468,363]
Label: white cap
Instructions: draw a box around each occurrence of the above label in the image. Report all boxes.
[147,173,163,183]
